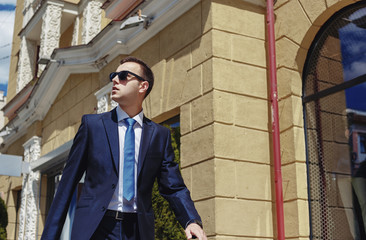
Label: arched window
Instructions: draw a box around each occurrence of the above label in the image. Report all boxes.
[303,2,366,239]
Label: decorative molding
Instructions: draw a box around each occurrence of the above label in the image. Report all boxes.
[17,37,36,93]
[82,0,102,44]
[38,3,62,77]
[110,96,118,110]
[18,136,42,240]
[71,16,79,46]
[95,82,114,113]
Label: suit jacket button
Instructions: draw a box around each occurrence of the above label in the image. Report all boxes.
[102,207,106,211]
[112,184,116,189]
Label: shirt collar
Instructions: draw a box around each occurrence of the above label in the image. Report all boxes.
[116,106,143,127]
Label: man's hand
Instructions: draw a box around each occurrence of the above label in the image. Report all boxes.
[185,223,207,240]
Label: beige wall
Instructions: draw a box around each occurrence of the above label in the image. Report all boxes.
[59,23,74,49]
[41,73,99,155]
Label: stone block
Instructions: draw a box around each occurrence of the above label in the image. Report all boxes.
[299,0,327,24]
[54,126,71,149]
[284,199,310,237]
[280,127,306,164]
[181,124,214,167]
[232,35,266,67]
[213,90,234,125]
[42,121,58,143]
[68,101,83,126]
[215,159,236,198]
[76,77,93,102]
[275,0,311,44]
[202,0,213,34]
[70,74,84,89]
[192,160,215,200]
[163,47,191,112]
[160,3,201,59]
[282,162,308,201]
[276,37,303,70]
[212,58,267,99]
[180,103,191,135]
[215,124,270,164]
[6,223,17,240]
[277,68,302,99]
[181,64,202,104]
[212,0,265,39]
[195,198,215,236]
[56,113,69,133]
[82,93,97,115]
[192,92,214,130]
[234,95,269,131]
[212,30,231,60]
[147,60,165,118]
[202,58,213,94]
[236,161,271,200]
[180,166,192,192]
[43,110,52,128]
[57,78,70,101]
[216,198,273,237]
[7,205,17,223]
[192,31,213,67]
[274,0,290,8]
[132,34,160,67]
[278,95,304,131]
[63,86,78,112]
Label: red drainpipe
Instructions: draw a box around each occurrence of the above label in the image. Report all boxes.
[266,0,285,239]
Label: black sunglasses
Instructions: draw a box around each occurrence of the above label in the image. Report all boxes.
[109,70,146,82]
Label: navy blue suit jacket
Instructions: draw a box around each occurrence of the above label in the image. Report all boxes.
[41,108,201,240]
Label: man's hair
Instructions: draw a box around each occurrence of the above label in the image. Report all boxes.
[120,56,154,98]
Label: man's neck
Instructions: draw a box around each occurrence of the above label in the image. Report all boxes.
[119,104,142,118]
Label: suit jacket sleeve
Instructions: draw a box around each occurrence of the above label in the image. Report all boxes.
[41,115,89,239]
[156,127,201,228]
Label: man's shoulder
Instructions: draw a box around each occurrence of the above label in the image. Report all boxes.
[144,117,171,133]
[81,110,115,124]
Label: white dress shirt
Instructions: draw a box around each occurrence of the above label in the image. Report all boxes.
[107,106,143,213]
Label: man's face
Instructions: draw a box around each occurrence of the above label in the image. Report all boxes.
[111,62,146,106]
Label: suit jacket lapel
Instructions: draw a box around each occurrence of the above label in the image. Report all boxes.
[102,108,119,174]
[138,117,154,177]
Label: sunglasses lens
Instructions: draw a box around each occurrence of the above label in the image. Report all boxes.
[117,71,128,81]
[109,72,117,81]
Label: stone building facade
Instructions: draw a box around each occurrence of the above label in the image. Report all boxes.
[0,0,365,239]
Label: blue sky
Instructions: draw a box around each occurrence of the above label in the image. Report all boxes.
[0,1,16,96]
[339,7,366,111]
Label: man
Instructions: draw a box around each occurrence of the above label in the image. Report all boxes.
[41,57,206,240]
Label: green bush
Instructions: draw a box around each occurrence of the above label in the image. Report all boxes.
[153,125,185,240]
[0,198,7,240]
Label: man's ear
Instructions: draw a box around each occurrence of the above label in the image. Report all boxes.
[139,81,149,94]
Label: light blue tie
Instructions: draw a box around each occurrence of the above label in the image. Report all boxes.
[123,118,136,201]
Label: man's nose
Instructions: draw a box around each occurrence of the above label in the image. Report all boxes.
[112,76,119,84]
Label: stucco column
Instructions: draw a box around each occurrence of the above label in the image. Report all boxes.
[23,0,35,27]
[18,136,42,240]
[94,82,117,113]
[38,3,62,77]
[16,36,37,93]
[81,0,102,44]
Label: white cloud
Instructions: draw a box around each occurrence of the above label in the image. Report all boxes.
[0,1,17,4]
[0,9,15,85]
[344,61,366,81]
